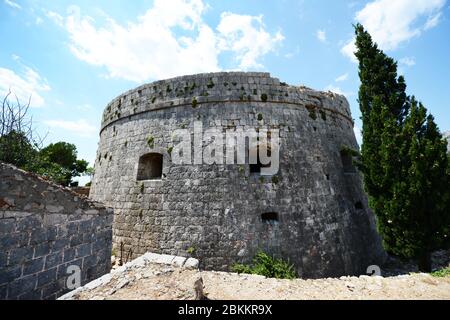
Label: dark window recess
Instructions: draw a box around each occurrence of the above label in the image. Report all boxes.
[354,201,364,210]
[341,151,356,173]
[137,153,163,180]
[261,212,279,224]
[250,146,271,174]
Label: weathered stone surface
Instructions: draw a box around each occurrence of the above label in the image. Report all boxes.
[90,71,386,278]
[0,162,114,300]
[58,251,198,300]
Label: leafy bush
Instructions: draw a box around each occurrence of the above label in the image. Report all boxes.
[231,251,297,279]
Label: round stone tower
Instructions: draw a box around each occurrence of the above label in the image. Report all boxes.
[90,72,385,278]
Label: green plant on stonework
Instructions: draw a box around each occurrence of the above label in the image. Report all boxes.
[430,267,450,277]
[271,176,279,185]
[207,79,214,89]
[354,24,450,272]
[140,183,144,193]
[257,113,263,121]
[231,251,296,279]
[340,145,360,157]
[306,106,317,120]
[147,135,155,148]
[260,93,268,102]
[320,110,327,121]
[187,246,196,255]
[167,146,173,156]
[192,97,198,108]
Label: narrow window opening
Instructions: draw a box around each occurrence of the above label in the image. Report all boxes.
[137,153,163,180]
[261,212,279,224]
[250,145,271,174]
[341,151,355,173]
[355,201,364,210]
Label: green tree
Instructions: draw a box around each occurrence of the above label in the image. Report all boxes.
[354,24,450,271]
[0,130,38,170]
[37,142,89,186]
[1,93,89,187]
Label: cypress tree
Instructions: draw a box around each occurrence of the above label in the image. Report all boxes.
[354,24,450,271]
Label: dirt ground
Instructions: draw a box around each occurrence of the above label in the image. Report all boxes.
[71,263,450,300]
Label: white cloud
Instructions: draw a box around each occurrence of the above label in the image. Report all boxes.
[399,56,416,66]
[424,12,442,30]
[45,10,64,27]
[284,46,300,59]
[43,119,98,138]
[335,73,349,82]
[217,12,284,69]
[4,0,21,10]
[76,104,93,111]
[0,66,50,107]
[341,38,358,63]
[354,126,363,146]
[316,29,327,43]
[324,84,353,98]
[50,1,283,82]
[342,0,446,61]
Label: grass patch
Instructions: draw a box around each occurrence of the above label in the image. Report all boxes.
[231,251,296,280]
[431,266,450,277]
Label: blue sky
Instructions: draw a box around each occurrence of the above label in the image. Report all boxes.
[1,0,449,184]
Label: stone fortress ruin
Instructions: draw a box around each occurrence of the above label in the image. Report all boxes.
[90,72,386,278]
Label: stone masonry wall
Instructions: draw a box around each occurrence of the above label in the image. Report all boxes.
[90,72,386,279]
[0,163,113,300]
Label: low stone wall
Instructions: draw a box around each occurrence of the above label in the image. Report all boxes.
[0,162,113,300]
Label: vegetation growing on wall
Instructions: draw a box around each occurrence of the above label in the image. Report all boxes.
[260,93,268,102]
[232,251,296,279]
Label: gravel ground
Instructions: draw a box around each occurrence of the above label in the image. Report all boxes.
[70,258,450,300]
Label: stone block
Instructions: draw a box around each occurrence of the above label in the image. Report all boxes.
[184,258,199,269]
[0,266,21,285]
[23,257,45,276]
[8,274,37,298]
[45,251,63,269]
[37,268,57,287]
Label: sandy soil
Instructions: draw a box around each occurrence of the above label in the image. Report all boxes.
[71,263,450,300]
